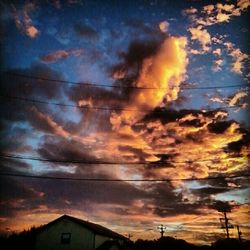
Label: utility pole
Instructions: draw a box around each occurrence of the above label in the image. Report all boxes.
[224,211,229,239]
[236,225,242,242]
[219,211,233,239]
[157,224,166,238]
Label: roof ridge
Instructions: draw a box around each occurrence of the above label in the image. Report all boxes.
[41,214,128,241]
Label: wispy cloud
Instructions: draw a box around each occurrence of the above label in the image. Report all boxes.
[11,2,39,39]
[40,49,84,63]
[189,26,211,53]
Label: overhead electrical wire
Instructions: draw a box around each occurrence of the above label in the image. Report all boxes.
[0,94,246,113]
[3,72,250,90]
[0,171,249,182]
[0,153,248,165]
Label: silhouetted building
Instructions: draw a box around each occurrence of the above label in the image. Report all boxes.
[35,215,127,250]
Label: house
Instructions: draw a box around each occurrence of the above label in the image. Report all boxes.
[35,214,128,250]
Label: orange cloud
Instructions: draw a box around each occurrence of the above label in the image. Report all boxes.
[159,21,169,33]
[189,26,211,52]
[110,36,188,129]
[228,91,248,107]
[224,42,249,75]
[11,2,39,39]
[40,49,84,63]
[182,7,198,15]
[237,0,250,10]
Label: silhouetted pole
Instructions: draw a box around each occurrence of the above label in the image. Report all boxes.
[224,212,230,239]
[236,225,242,242]
[219,211,233,239]
[157,224,166,238]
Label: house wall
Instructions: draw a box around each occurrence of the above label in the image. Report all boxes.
[35,218,95,250]
[95,234,113,249]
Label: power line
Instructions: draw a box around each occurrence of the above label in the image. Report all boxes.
[4,72,250,90]
[0,172,249,182]
[0,94,246,113]
[0,153,248,165]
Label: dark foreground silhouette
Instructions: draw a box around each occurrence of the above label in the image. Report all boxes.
[0,227,249,250]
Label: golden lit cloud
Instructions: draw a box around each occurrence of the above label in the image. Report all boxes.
[224,42,249,75]
[212,59,223,72]
[110,36,188,129]
[228,91,248,107]
[159,21,169,33]
[189,26,211,52]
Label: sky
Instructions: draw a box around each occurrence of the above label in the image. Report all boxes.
[0,0,250,245]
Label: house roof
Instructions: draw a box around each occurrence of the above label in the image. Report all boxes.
[38,215,127,241]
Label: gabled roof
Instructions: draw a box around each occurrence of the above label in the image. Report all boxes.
[38,215,127,241]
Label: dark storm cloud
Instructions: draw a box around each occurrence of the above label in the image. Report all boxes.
[0,172,150,218]
[38,176,148,207]
[0,177,41,217]
[67,85,129,132]
[118,145,151,162]
[226,128,250,154]
[0,63,66,154]
[0,126,32,153]
[37,138,99,163]
[68,85,126,107]
[209,200,232,212]
[1,63,63,99]
[0,177,38,201]
[74,22,99,40]
[208,120,234,134]
[26,105,70,136]
[0,157,32,175]
[192,186,230,196]
[149,182,204,217]
[146,153,178,168]
[153,203,202,217]
[110,37,165,81]
[180,118,204,127]
[141,108,220,125]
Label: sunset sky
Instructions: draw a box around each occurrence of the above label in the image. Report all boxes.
[0,0,249,245]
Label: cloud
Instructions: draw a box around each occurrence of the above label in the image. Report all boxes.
[194,1,250,27]
[29,107,70,138]
[110,36,188,128]
[0,64,66,157]
[132,107,247,183]
[202,5,214,15]
[188,26,211,52]
[216,12,230,23]
[212,48,222,56]
[228,91,248,107]
[159,21,169,33]
[208,90,248,109]
[212,59,223,72]
[237,0,250,10]
[74,22,99,40]
[223,42,249,75]
[210,200,231,212]
[11,2,39,39]
[40,49,84,63]
[182,7,198,15]
[0,176,44,217]
[0,63,64,123]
